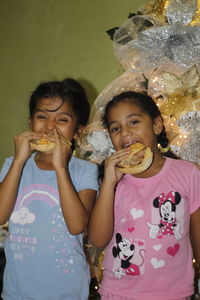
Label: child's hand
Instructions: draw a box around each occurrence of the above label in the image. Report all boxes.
[14,131,41,163]
[51,129,72,170]
[104,148,131,185]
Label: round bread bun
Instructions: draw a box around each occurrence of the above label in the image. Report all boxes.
[30,138,55,152]
[117,142,153,174]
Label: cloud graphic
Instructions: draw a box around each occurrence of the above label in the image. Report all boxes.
[11,206,35,225]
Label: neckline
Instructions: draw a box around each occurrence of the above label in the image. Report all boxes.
[30,153,74,172]
[124,157,172,185]
[30,153,55,172]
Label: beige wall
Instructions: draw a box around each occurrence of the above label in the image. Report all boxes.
[0,0,147,166]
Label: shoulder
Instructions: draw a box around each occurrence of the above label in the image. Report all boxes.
[0,154,36,178]
[167,158,200,190]
[167,157,199,172]
[0,156,14,178]
[69,155,98,171]
[0,156,15,182]
[2,156,14,165]
[69,156,99,191]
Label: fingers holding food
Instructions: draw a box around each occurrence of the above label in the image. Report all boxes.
[29,132,72,152]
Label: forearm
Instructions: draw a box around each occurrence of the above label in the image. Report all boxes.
[191,235,200,267]
[88,180,115,248]
[193,240,200,267]
[190,208,200,266]
[56,167,89,235]
[0,159,24,224]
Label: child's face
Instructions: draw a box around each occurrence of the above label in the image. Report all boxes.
[107,100,163,151]
[30,97,78,141]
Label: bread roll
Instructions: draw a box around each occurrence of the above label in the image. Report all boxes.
[30,136,72,152]
[117,142,153,174]
[30,137,55,152]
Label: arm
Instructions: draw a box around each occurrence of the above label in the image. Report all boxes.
[0,131,41,224]
[88,148,131,248]
[52,129,97,235]
[190,208,200,298]
[0,159,24,224]
[88,178,115,248]
[190,208,200,267]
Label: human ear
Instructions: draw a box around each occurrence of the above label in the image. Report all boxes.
[153,116,163,135]
[74,125,85,146]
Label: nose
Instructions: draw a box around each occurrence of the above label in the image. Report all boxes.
[120,125,133,140]
[44,118,56,132]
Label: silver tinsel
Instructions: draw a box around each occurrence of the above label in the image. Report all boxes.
[113,0,200,72]
[172,111,200,163]
[177,111,200,132]
[178,133,200,164]
[166,0,197,25]
[114,22,200,72]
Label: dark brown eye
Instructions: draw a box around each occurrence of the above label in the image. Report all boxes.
[110,126,119,133]
[129,120,139,125]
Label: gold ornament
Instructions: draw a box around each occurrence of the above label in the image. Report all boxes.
[140,0,169,21]
[161,114,180,142]
[165,67,200,95]
[160,94,191,118]
[151,0,169,16]
[190,0,200,25]
[160,66,200,106]
[193,98,200,110]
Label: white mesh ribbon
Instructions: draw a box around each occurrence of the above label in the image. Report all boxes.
[78,123,115,165]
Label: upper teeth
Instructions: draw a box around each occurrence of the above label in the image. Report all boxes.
[123,142,136,148]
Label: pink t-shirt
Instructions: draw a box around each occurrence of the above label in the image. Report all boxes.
[100,158,200,300]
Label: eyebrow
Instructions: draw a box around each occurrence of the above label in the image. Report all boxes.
[108,113,142,127]
[34,109,73,118]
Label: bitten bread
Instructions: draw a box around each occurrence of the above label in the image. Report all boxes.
[30,137,55,152]
[117,142,153,174]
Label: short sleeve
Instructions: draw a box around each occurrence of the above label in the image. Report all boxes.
[0,157,13,182]
[189,164,200,214]
[78,162,99,192]
[69,157,99,192]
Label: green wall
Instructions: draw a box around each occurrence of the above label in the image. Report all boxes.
[0,0,147,166]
